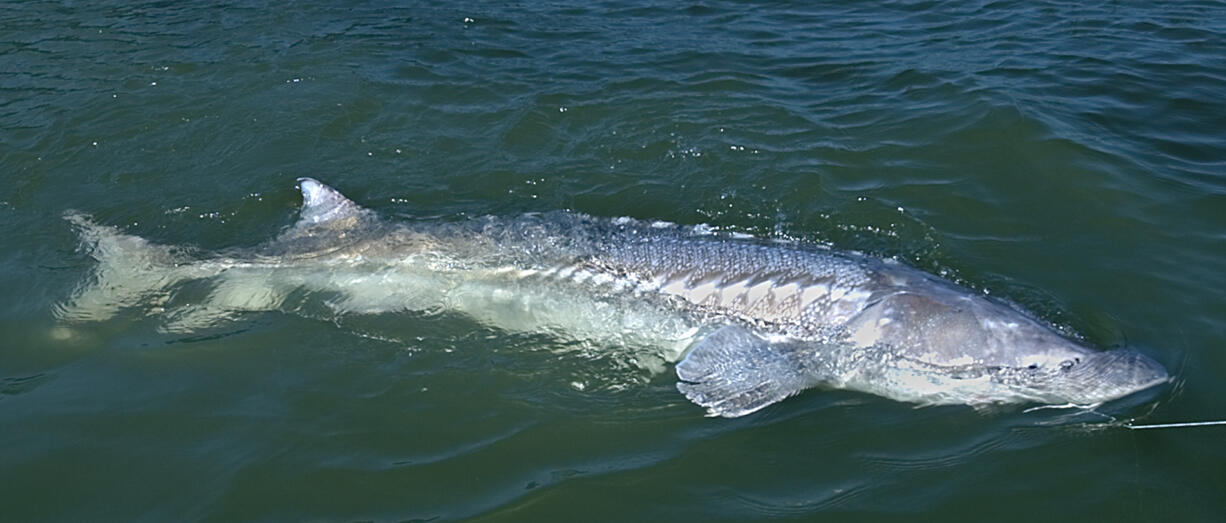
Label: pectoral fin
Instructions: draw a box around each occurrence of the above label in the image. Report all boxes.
[675,326,817,418]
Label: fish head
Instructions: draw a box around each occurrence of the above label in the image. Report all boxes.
[1010,347,1169,406]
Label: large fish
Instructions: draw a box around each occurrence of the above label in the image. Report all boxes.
[57,178,1169,417]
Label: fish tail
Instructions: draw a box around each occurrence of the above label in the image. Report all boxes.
[55,211,184,322]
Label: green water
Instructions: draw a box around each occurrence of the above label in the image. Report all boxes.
[3,1,1225,521]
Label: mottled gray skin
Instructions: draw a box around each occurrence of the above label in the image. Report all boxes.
[596,236,1168,414]
[58,178,1169,417]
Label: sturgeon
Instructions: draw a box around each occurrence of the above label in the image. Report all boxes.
[56,178,1169,417]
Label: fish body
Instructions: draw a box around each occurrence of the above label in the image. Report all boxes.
[58,179,1169,417]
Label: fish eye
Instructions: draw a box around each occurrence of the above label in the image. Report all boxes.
[1060,359,1075,370]
[1027,363,1039,370]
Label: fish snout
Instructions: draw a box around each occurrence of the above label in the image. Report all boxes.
[1071,349,1169,403]
[1104,350,1168,385]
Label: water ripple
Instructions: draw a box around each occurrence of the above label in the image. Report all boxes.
[3,0,1226,520]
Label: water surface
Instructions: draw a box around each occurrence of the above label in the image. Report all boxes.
[3,1,1225,521]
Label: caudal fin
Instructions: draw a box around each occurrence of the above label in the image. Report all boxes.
[55,212,187,322]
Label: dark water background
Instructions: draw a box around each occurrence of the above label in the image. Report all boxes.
[3,1,1225,521]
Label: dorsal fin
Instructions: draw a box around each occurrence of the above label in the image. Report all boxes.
[296,177,365,225]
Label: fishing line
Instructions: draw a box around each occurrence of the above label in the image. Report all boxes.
[1126,419,1226,430]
